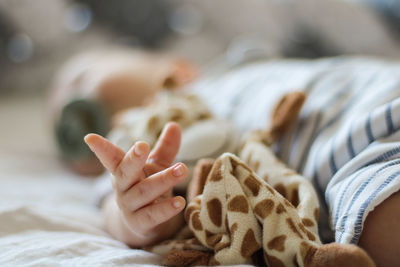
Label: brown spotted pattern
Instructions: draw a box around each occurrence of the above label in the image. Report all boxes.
[267,235,287,252]
[305,230,316,241]
[265,184,276,195]
[185,206,197,222]
[291,188,300,207]
[302,218,315,227]
[284,199,294,208]
[227,195,249,213]
[192,212,203,231]
[286,218,303,239]
[274,183,287,198]
[209,159,223,182]
[276,203,286,214]
[241,229,260,258]
[230,158,253,175]
[254,199,275,219]
[230,223,238,243]
[314,208,319,222]
[207,198,222,227]
[244,175,262,196]
[149,114,322,267]
[264,251,285,267]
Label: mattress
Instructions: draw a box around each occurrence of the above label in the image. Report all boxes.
[1,56,399,266]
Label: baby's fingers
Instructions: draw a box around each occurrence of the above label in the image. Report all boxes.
[127,196,186,235]
[118,163,187,211]
[145,122,181,176]
[84,134,125,173]
[114,141,150,192]
[85,134,150,192]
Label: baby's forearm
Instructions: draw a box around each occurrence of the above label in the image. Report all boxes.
[102,193,185,248]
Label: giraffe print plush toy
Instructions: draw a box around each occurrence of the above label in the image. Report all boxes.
[146,92,375,267]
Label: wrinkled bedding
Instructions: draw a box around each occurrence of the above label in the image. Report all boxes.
[1,56,400,266]
[0,98,163,266]
[0,152,164,266]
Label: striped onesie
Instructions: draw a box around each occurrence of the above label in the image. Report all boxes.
[191,56,400,244]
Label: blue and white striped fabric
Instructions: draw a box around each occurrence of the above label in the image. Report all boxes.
[191,56,400,244]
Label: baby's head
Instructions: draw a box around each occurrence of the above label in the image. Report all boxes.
[50,50,196,175]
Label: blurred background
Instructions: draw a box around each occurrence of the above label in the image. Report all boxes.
[2,0,400,164]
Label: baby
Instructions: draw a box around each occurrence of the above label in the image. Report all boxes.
[86,123,400,266]
[86,57,400,266]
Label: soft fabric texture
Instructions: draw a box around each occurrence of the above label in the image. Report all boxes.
[192,57,400,243]
[105,92,239,192]
[108,92,212,148]
[0,153,163,267]
[3,57,400,266]
[145,92,374,266]
[146,129,374,266]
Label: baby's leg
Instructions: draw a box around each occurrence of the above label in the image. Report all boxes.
[326,156,400,267]
[358,190,400,267]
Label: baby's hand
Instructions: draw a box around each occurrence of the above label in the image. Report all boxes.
[85,122,187,247]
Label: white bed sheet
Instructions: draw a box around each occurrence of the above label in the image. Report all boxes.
[0,153,166,267]
[0,98,162,266]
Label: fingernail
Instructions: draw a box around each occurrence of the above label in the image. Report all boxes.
[134,143,144,157]
[173,199,182,208]
[173,164,184,177]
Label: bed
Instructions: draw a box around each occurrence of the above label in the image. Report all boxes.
[1,56,400,266]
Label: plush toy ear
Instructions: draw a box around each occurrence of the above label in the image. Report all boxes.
[310,243,375,267]
[270,91,306,141]
[186,158,214,202]
[162,249,213,267]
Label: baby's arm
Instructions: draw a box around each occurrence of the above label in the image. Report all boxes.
[85,122,188,247]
